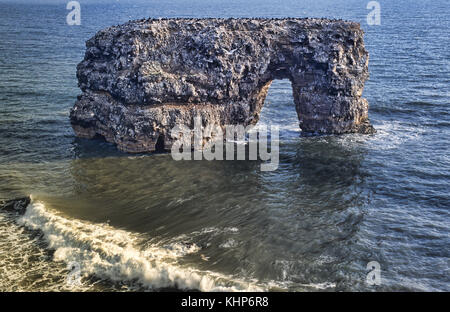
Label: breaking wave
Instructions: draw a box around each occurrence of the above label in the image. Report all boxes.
[15,199,265,291]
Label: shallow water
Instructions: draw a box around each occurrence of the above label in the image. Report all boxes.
[0,0,449,291]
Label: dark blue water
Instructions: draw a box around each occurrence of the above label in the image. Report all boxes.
[0,0,448,291]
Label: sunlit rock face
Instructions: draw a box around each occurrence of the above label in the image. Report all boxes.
[70,18,375,153]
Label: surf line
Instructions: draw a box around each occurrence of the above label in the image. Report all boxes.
[181,296,215,310]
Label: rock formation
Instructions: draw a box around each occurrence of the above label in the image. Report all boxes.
[70,18,375,153]
[0,197,31,215]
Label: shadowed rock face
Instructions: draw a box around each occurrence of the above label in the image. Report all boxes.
[70,18,375,153]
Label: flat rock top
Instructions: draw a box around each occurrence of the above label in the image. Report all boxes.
[79,16,366,105]
[105,17,361,32]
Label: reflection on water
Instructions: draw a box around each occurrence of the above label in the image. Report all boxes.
[27,132,371,291]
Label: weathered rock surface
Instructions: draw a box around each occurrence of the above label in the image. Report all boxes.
[0,197,31,215]
[70,18,375,153]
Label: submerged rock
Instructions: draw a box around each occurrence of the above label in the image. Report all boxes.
[71,18,375,153]
[0,197,31,215]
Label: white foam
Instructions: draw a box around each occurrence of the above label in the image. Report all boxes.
[0,211,70,291]
[364,120,426,150]
[17,200,264,291]
[219,239,238,249]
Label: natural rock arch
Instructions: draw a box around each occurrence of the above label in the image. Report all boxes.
[71,18,375,153]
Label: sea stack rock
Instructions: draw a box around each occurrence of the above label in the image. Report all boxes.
[70,18,375,153]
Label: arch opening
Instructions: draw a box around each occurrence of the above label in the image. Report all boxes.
[255,79,301,137]
[154,134,166,153]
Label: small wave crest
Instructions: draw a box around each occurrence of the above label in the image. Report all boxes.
[16,200,265,291]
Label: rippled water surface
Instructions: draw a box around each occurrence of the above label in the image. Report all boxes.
[0,0,449,291]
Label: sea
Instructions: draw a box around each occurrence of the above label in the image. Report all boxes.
[0,0,448,291]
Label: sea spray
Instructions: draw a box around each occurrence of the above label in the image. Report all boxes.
[17,200,265,291]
